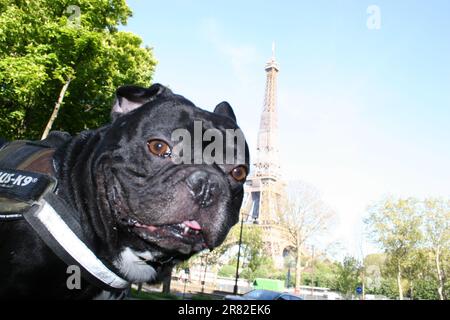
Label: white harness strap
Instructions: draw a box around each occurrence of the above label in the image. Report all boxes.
[34,200,129,290]
[0,144,130,293]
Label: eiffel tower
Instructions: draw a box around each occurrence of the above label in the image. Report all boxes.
[241,45,290,269]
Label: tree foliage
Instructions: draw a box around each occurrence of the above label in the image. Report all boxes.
[300,259,338,289]
[178,223,273,282]
[224,224,274,282]
[0,0,156,140]
[365,196,450,300]
[334,256,362,298]
[422,198,450,300]
[365,197,422,299]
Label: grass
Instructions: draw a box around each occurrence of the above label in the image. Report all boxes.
[131,289,180,300]
[131,288,219,300]
[190,294,217,301]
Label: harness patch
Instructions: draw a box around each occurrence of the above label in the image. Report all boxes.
[0,168,56,204]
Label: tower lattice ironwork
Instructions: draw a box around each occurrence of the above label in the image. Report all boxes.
[241,46,290,269]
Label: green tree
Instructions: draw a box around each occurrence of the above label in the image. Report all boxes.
[0,0,156,140]
[422,198,450,300]
[314,260,339,288]
[375,278,399,299]
[365,197,423,300]
[362,249,447,300]
[363,253,385,294]
[335,256,362,299]
[180,223,273,283]
[300,259,338,289]
[228,224,273,282]
[402,249,429,299]
[218,265,236,278]
[414,277,442,300]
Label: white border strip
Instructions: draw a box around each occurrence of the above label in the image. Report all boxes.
[35,201,129,290]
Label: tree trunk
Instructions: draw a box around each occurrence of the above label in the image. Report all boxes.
[41,78,72,140]
[162,267,173,294]
[295,242,302,292]
[397,263,404,300]
[435,247,445,300]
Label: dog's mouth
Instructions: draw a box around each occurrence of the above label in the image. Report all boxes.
[126,219,208,254]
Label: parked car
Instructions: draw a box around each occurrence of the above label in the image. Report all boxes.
[224,289,303,300]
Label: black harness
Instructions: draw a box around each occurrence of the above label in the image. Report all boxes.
[0,141,130,293]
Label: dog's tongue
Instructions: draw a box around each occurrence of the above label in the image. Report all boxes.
[184,220,202,231]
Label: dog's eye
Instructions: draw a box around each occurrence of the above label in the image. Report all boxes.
[231,166,248,182]
[148,140,172,158]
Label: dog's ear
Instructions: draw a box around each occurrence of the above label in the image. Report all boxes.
[214,102,237,122]
[111,83,172,120]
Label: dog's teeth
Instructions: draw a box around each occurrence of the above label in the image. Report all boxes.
[184,226,190,234]
[195,230,200,235]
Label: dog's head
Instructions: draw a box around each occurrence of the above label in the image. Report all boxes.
[95,84,249,264]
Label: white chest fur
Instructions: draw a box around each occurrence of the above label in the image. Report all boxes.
[113,247,157,283]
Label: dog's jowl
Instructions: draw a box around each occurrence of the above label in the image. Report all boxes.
[0,84,250,299]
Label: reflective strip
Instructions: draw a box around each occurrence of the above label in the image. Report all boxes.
[35,201,129,290]
[0,213,23,220]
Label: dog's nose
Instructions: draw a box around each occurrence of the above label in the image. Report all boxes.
[186,171,220,208]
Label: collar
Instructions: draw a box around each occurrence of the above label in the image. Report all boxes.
[0,185,131,292]
[0,142,130,292]
[24,193,130,292]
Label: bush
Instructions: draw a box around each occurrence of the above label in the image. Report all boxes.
[218,265,236,278]
[413,278,440,300]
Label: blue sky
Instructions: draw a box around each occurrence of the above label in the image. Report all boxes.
[122,0,450,258]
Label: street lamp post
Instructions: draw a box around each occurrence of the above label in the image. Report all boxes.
[233,215,246,295]
[286,266,291,288]
[202,255,208,293]
[182,269,189,299]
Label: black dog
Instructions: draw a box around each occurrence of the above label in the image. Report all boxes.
[0,84,249,299]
